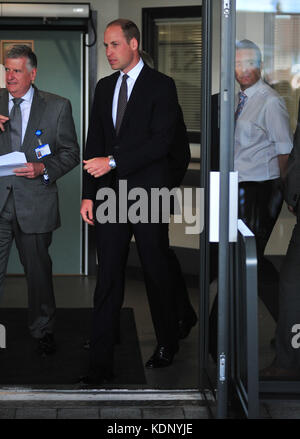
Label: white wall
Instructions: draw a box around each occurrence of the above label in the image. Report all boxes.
[91,0,119,78]
[236,11,265,53]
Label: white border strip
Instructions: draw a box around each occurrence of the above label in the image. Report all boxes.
[209,172,220,242]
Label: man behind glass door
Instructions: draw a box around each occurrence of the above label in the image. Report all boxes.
[234,39,292,323]
[209,39,293,362]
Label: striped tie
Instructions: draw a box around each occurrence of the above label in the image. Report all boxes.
[115,74,128,135]
[235,91,247,121]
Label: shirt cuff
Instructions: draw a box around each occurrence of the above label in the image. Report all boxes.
[275,142,293,155]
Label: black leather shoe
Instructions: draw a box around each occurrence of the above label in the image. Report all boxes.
[37,333,56,356]
[145,345,179,369]
[178,314,198,339]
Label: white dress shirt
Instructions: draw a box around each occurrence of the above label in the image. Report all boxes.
[8,85,34,144]
[112,58,144,127]
[234,78,293,182]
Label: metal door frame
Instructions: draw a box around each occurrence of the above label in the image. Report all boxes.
[199,0,213,391]
[199,0,237,418]
[200,0,261,418]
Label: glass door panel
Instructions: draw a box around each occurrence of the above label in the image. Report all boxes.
[236,0,300,394]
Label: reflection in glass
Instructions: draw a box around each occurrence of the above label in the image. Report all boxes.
[271,15,300,131]
[237,0,300,13]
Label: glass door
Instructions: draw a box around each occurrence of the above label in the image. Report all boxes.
[202,0,261,418]
[199,0,239,418]
[236,0,300,397]
[204,0,300,418]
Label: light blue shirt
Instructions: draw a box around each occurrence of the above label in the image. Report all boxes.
[234,79,293,182]
[8,85,34,144]
[112,58,144,127]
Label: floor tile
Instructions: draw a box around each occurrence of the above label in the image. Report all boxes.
[57,408,99,419]
[100,407,142,419]
[15,408,57,419]
[142,407,185,419]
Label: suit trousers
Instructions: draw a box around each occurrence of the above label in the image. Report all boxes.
[168,248,197,323]
[89,219,180,377]
[275,209,300,369]
[0,192,55,339]
[238,178,283,321]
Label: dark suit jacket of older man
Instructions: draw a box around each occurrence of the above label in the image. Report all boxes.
[0,86,80,233]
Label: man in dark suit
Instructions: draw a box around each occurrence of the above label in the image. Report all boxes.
[80,19,187,383]
[0,45,80,355]
[261,100,300,378]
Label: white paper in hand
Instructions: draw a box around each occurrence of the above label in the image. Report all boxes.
[0,151,27,176]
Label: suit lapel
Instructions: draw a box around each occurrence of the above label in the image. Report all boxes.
[106,72,119,134]
[22,86,46,152]
[0,89,12,154]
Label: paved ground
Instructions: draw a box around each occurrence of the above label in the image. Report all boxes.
[0,397,300,419]
[259,400,300,419]
[1,404,300,419]
[0,404,212,419]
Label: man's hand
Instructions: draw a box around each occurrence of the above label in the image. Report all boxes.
[83,157,111,178]
[80,199,94,225]
[13,162,45,179]
[0,114,9,132]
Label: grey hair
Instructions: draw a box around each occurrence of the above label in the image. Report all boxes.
[4,45,37,71]
[236,39,262,67]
